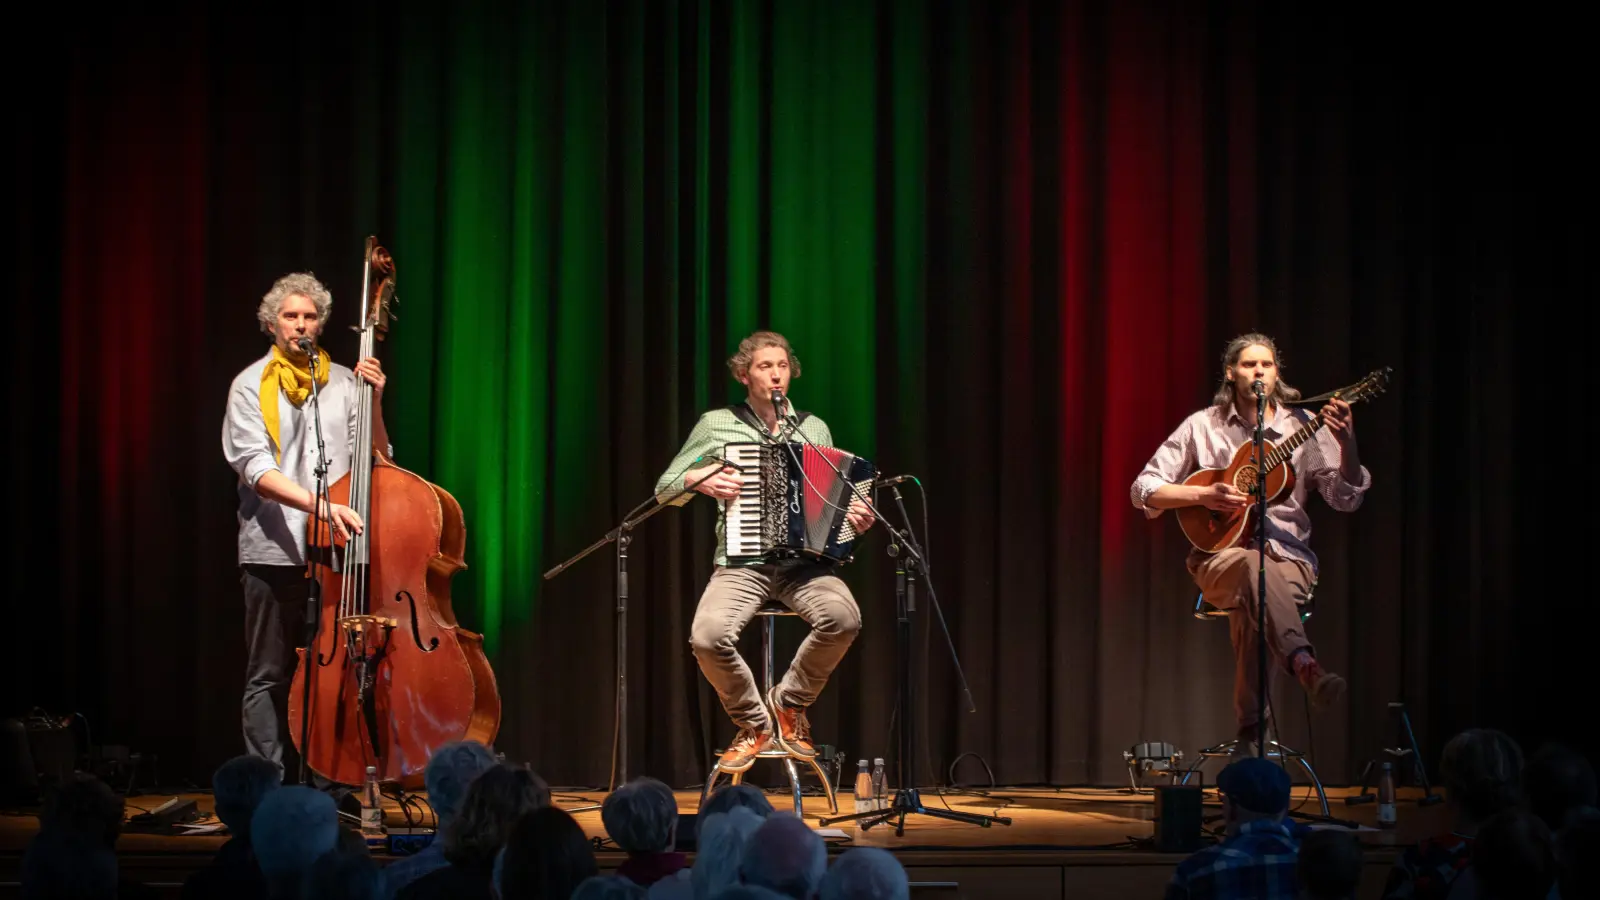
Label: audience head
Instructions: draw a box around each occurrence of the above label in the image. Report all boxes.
[301,844,381,900]
[711,886,792,900]
[442,763,550,869]
[1523,742,1596,832]
[692,806,766,900]
[1216,757,1291,830]
[819,847,909,900]
[423,740,499,825]
[495,805,598,900]
[1557,806,1600,900]
[601,777,679,855]
[702,783,776,820]
[1440,728,1524,825]
[1296,829,1363,900]
[1472,808,1555,900]
[571,875,647,899]
[212,755,284,837]
[39,773,123,848]
[739,813,827,900]
[250,785,340,895]
[20,833,118,900]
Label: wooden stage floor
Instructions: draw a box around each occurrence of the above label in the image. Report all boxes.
[0,784,1447,899]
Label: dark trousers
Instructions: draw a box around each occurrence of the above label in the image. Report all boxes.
[240,564,310,776]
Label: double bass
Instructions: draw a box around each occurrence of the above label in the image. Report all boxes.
[288,237,501,788]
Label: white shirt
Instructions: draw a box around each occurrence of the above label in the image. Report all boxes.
[222,350,363,567]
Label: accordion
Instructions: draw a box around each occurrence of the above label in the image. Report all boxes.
[723,441,877,565]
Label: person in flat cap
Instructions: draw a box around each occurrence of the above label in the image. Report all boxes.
[1164,757,1301,900]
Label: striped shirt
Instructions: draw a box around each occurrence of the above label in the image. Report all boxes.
[1130,401,1371,575]
[654,405,834,567]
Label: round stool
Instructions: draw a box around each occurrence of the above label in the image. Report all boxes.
[1179,580,1330,816]
[700,602,839,818]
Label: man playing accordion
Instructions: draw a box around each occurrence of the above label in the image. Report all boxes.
[654,331,875,773]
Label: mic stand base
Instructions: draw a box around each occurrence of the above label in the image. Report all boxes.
[821,787,1012,836]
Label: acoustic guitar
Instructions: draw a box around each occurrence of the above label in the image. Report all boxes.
[1176,368,1391,553]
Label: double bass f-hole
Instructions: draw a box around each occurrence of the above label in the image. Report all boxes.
[395,590,440,652]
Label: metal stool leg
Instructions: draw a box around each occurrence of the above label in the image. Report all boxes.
[783,757,803,816]
[800,754,838,813]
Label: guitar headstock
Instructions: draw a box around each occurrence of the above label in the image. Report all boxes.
[1341,367,1393,405]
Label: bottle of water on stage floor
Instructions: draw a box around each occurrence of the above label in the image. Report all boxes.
[854,760,872,815]
[871,758,887,811]
[1377,762,1397,829]
[360,765,387,849]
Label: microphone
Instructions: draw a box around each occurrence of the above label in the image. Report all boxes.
[771,389,795,420]
[876,474,916,487]
[297,337,315,355]
[1251,378,1265,398]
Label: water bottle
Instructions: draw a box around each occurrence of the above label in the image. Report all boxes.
[360,765,387,849]
[871,758,887,811]
[853,760,873,815]
[1377,762,1396,829]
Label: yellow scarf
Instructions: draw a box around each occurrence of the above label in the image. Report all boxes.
[261,344,331,462]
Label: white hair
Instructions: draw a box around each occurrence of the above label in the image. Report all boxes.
[601,777,679,854]
[423,740,498,824]
[820,848,909,900]
[693,807,765,899]
[258,272,333,336]
[249,786,338,876]
[739,813,827,899]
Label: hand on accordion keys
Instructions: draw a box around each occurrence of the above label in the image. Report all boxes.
[846,496,875,535]
[686,460,743,501]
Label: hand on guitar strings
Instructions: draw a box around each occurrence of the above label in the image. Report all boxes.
[1200,483,1251,512]
[1320,398,1355,446]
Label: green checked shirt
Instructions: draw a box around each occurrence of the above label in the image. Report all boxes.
[654,404,835,567]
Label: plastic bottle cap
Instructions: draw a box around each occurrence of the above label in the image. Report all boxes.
[873,758,885,765]
[858,760,868,766]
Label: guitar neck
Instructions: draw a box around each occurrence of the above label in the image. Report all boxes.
[1262,411,1325,472]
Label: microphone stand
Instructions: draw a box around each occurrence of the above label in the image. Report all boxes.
[1253,380,1268,758]
[299,344,334,787]
[767,396,1002,834]
[543,459,738,799]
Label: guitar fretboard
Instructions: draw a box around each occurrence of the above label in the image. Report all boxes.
[1261,412,1325,473]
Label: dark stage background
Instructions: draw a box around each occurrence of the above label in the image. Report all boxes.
[7,1,1593,791]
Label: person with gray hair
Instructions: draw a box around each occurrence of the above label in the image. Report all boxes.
[819,848,907,900]
[692,807,766,900]
[604,778,690,897]
[183,755,283,898]
[572,875,648,900]
[700,783,775,820]
[738,814,827,900]
[250,786,340,899]
[380,741,498,897]
[223,272,393,775]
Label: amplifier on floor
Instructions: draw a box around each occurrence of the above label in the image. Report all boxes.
[1153,784,1203,853]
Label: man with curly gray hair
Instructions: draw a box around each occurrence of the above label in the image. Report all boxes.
[653,331,874,773]
[222,272,392,777]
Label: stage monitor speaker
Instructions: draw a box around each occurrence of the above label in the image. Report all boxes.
[1153,784,1203,853]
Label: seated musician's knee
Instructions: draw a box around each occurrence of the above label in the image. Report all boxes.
[689,618,739,656]
[815,595,862,639]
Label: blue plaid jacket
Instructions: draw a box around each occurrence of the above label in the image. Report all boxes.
[1164,819,1300,900]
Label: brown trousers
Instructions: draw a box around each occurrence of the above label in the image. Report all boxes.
[1189,546,1315,732]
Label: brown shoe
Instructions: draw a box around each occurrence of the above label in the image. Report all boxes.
[1296,658,1347,709]
[767,687,818,758]
[719,729,773,773]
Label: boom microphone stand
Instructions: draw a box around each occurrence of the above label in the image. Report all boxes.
[767,392,1005,834]
[1253,378,1268,757]
[543,455,740,797]
[299,338,334,787]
